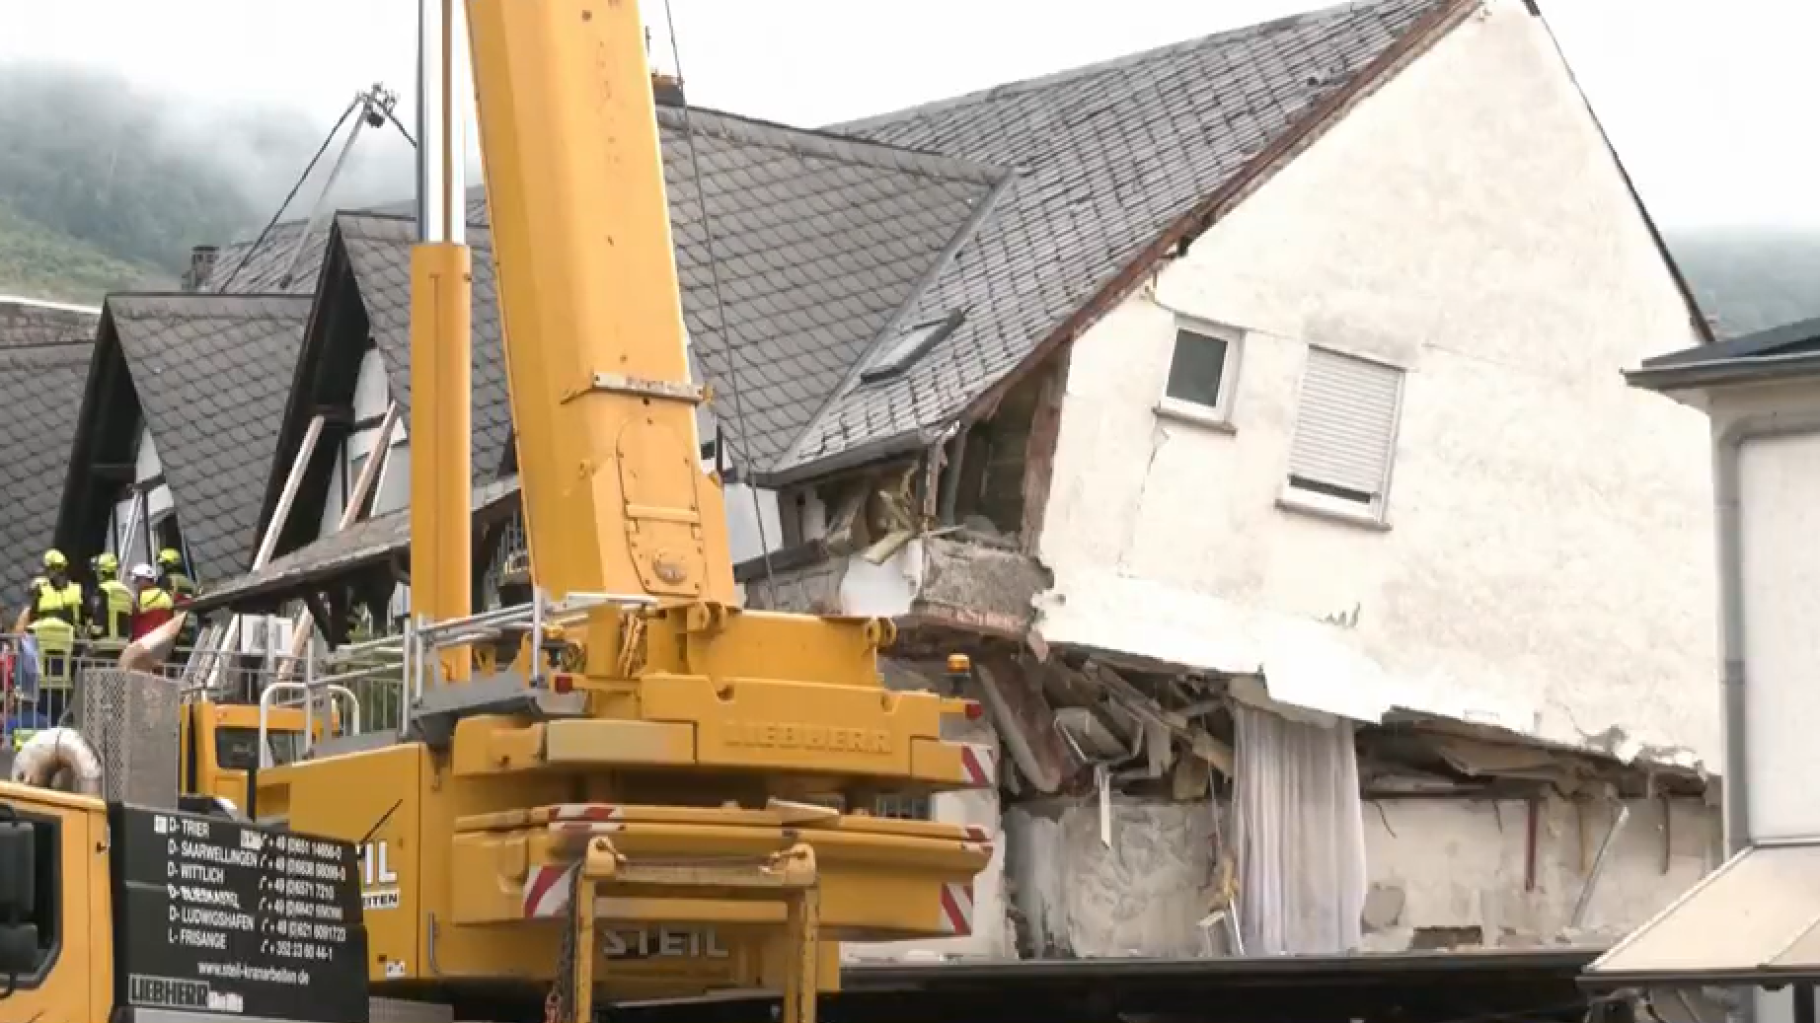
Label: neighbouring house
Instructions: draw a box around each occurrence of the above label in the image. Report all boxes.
[0,296,99,610]
[729,0,1727,959]
[58,295,312,587]
[1583,316,1820,1023]
[22,0,1732,967]
[164,99,1004,628]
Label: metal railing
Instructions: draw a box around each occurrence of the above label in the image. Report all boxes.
[257,681,360,767]
[336,589,653,736]
[0,632,404,755]
[3,590,655,758]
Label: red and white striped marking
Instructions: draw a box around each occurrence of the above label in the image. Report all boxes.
[937,881,975,936]
[522,863,579,919]
[958,744,995,789]
[547,804,625,836]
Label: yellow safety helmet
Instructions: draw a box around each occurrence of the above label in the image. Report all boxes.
[92,552,119,576]
[157,547,183,570]
[42,549,67,570]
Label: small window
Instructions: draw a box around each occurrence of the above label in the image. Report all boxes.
[860,313,962,383]
[1165,328,1235,408]
[1284,346,1404,520]
[1157,322,1242,426]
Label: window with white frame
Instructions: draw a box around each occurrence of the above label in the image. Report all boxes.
[1159,322,1241,422]
[1284,346,1404,519]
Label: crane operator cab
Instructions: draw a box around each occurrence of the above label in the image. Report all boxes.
[179,697,344,812]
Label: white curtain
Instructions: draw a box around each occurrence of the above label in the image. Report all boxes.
[1233,701,1368,955]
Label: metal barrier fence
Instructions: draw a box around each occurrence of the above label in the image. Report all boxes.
[1,632,409,756]
[3,591,642,758]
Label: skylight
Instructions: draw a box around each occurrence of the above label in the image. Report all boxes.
[860,312,963,383]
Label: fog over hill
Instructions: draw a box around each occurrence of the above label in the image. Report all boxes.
[1668,226,1820,340]
[0,62,412,303]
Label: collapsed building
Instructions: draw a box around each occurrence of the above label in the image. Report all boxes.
[0,0,1729,962]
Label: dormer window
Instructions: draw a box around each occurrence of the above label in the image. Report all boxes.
[860,311,964,383]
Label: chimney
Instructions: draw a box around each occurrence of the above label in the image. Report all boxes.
[185,245,219,292]
[652,72,685,108]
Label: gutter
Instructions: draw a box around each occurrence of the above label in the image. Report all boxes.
[1711,412,1820,853]
[753,427,937,489]
[1626,352,1820,394]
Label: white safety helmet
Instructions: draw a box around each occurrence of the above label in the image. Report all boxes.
[129,563,157,583]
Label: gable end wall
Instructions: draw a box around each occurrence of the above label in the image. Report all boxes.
[1034,0,1718,765]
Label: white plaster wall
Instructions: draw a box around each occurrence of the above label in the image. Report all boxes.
[996,794,1718,958]
[318,348,410,535]
[1709,383,1820,843]
[134,425,173,521]
[1359,796,1720,950]
[1034,0,1717,766]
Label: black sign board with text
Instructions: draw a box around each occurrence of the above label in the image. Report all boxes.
[108,803,368,1022]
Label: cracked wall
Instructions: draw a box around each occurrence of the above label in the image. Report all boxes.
[1031,0,1717,767]
[1359,795,1721,950]
[998,793,1719,959]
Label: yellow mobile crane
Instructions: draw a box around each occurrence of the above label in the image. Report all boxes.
[0,1,992,1021]
[256,0,994,1019]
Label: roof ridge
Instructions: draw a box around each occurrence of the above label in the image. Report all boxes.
[830,0,1399,135]
[218,105,1011,256]
[0,295,101,315]
[107,292,313,317]
[657,106,1008,187]
[0,338,94,355]
[106,291,312,302]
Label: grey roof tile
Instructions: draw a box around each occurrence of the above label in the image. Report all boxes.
[203,220,334,296]
[778,0,1446,472]
[313,106,1004,477]
[0,341,92,608]
[0,299,100,350]
[107,294,312,582]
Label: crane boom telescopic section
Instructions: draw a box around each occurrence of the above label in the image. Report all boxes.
[468,0,734,605]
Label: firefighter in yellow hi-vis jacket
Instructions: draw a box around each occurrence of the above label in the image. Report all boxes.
[86,552,133,657]
[22,549,82,712]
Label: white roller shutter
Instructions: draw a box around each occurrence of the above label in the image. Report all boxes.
[1287,347,1404,502]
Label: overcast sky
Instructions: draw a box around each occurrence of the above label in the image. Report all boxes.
[1,0,1814,230]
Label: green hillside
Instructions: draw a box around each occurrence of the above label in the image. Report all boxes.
[0,63,299,303]
[0,201,171,303]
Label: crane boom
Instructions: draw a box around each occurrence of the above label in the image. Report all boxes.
[1,3,990,1022]
[467,0,735,606]
[207,1,996,1018]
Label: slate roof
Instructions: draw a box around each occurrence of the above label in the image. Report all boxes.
[205,219,333,296]
[0,298,100,349]
[773,0,1453,475]
[332,213,515,484]
[267,107,1002,489]
[0,340,93,608]
[105,294,313,582]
